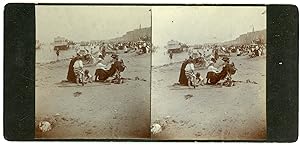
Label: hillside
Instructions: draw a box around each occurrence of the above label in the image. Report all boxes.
[108,27,151,42]
[221,29,266,45]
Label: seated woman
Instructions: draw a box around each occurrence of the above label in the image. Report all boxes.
[206,61,219,84]
[96,58,107,70]
[178,59,189,86]
[67,56,78,83]
[94,58,108,82]
[94,54,125,82]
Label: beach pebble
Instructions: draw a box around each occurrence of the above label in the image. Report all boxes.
[184,94,194,100]
[151,123,162,134]
[38,121,52,132]
[164,116,171,120]
[73,91,82,97]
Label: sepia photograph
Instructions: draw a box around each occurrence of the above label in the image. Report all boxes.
[151,6,266,140]
[35,6,152,139]
[4,2,299,142]
[35,5,267,140]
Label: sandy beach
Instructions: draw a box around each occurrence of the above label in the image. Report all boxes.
[151,52,266,140]
[35,48,266,140]
[35,52,151,139]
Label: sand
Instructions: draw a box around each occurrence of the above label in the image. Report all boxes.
[35,52,151,139]
[151,52,266,140]
[35,49,266,140]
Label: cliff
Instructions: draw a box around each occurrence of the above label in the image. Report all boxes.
[108,27,151,42]
[221,29,266,45]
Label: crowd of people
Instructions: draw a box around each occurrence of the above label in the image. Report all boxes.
[178,42,265,88]
[67,48,126,86]
[92,39,152,57]
[64,36,152,85]
[178,55,234,88]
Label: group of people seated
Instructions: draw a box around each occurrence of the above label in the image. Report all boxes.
[100,40,151,55]
[233,44,265,57]
[67,52,123,86]
[179,55,231,88]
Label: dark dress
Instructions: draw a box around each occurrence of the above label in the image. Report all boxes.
[67,57,78,83]
[178,60,189,86]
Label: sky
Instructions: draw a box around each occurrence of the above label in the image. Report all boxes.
[152,6,266,47]
[36,6,151,43]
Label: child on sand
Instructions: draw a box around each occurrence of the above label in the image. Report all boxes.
[185,58,196,88]
[83,69,93,83]
[195,72,205,86]
[73,56,84,86]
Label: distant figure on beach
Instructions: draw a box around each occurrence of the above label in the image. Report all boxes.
[169,51,173,60]
[98,51,104,60]
[91,46,95,54]
[214,48,219,60]
[197,50,202,57]
[124,45,129,53]
[237,48,241,56]
[102,46,106,58]
[203,49,206,58]
[56,49,60,60]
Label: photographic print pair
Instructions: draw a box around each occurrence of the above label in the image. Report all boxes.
[35,5,267,140]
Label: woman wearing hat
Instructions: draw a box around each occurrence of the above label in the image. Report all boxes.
[206,61,218,84]
[178,59,189,86]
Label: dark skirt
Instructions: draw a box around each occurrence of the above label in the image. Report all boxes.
[178,61,189,86]
[67,57,78,83]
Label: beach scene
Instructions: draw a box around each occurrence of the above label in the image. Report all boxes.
[150,6,267,140]
[35,6,152,139]
[35,5,267,140]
